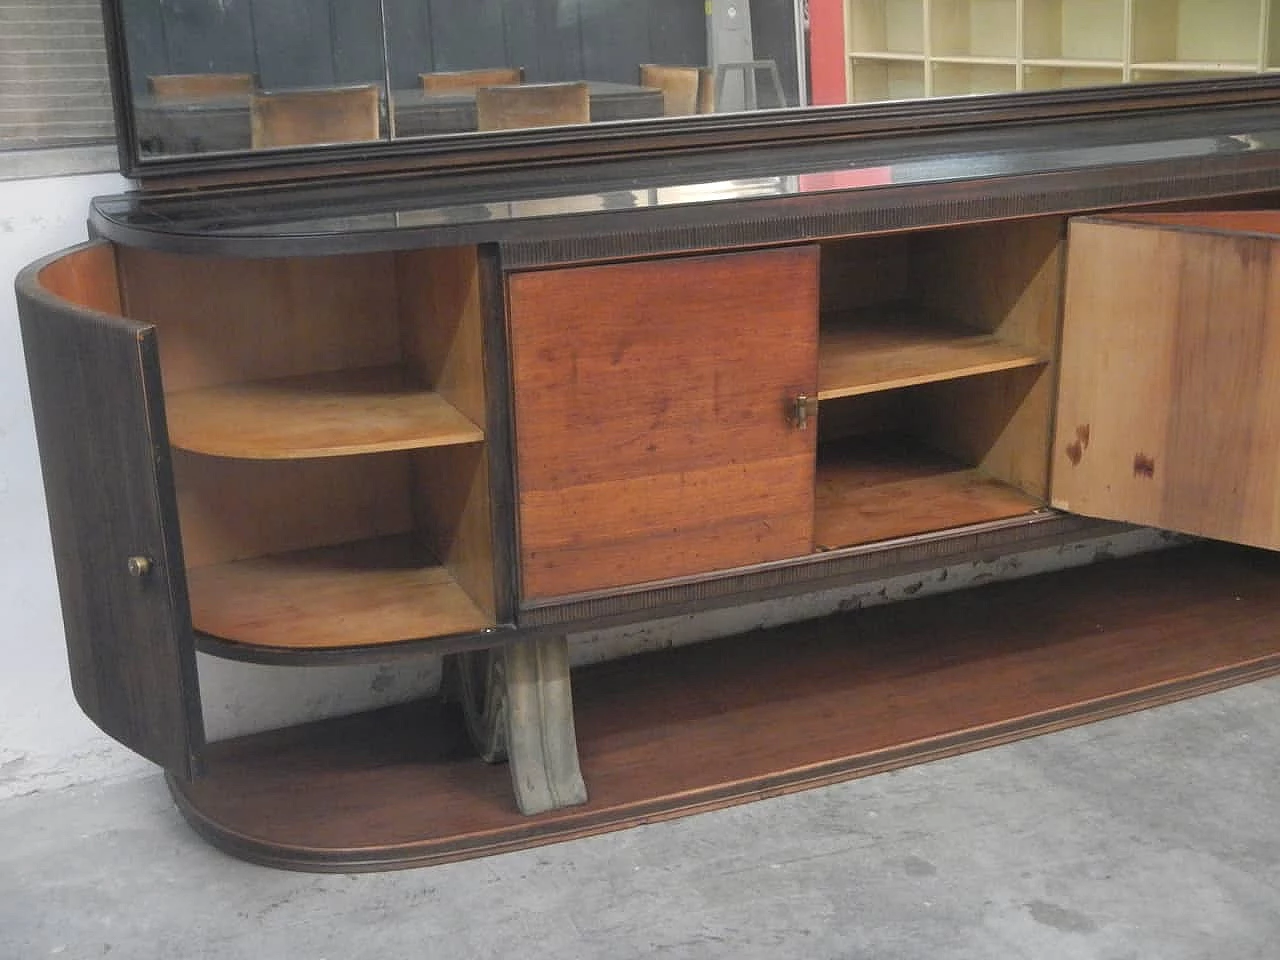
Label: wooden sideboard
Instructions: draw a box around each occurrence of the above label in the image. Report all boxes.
[18,91,1280,869]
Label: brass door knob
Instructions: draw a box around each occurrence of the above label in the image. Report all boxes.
[127,555,153,578]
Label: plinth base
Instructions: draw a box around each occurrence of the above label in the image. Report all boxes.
[171,543,1280,871]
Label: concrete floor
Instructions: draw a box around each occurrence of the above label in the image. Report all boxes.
[3,678,1279,960]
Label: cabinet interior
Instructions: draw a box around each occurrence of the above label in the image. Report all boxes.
[814,217,1063,548]
[113,245,497,651]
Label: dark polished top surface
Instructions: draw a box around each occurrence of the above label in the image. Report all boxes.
[93,97,1280,258]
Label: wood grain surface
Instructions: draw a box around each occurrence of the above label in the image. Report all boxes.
[815,435,1041,548]
[819,307,1046,399]
[508,247,820,599]
[1053,215,1280,548]
[165,365,483,459]
[187,533,492,649]
[171,543,1280,871]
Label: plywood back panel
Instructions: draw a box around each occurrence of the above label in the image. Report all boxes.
[914,218,1065,350]
[175,452,414,568]
[820,234,910,313]
[116,247,402,392]
[412,445,496,618]
[396,246,487,428]
[1053,217,1280,548]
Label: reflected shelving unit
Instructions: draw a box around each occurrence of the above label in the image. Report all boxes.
[845,0,1280,101]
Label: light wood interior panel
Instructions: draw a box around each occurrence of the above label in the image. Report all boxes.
[396,246,488,428]
[815,435,1042,548]
[1053,216,1280,548]
[174,451,415,569]
[913,365,1054,498]
[164,366,484,459]
[115,247,402,391]
[509,247,819,599]
[37,243,122,316]
[412,445,496,619]
[913,217,1065,353]
[188,535,491,650]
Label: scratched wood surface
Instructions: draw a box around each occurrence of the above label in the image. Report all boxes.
[170,543,1280,871]
[1052,215,1280,548]
[508,248,820,600]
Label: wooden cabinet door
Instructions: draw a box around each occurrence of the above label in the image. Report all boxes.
[1052,213,1280,549]
[508,247,819,601]
[18,243,204,776]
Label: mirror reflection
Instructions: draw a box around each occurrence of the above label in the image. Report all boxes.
[121,0,1277,161]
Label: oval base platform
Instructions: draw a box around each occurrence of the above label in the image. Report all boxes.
[169,543,1280,872]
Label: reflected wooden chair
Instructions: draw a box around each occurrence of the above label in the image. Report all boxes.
[148,73,255,100]
[420,67,523,93]
[638,64,714,116]
[475,81,590,132]
[249,84,381,149]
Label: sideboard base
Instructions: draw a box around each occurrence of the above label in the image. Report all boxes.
[168,543,1280,872]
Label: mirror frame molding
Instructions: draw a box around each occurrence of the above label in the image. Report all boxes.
[104,0,1280,185]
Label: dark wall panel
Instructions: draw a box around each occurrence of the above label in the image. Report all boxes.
[121,0,172,95]
[649,0,708,68]
[251,0,337,87]
[581,0,651,85]
[425,0,508,75]
[330,0,388,85]
[505,0,584,83]
[157,0,256,79]
[383,0,433,88]
[751,0,799,107]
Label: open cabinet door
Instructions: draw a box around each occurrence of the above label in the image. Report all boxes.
[1052,213,1280,549]
[17,243,204,777]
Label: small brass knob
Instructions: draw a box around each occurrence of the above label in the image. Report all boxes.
[127,556,153,578]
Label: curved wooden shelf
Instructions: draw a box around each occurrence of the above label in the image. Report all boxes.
[187,534,493,651]
[168,544,1280,872]
[818,308,1046,400]
[166,365,484,459]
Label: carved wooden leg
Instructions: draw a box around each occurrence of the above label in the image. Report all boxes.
[447,636,588,815]
[502,635,588,815]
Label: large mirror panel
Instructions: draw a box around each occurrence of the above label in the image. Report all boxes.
[113,0,1280,168]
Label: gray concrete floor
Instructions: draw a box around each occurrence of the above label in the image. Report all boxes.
[3,678,1280,960]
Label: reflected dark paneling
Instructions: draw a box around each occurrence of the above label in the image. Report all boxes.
[123,0,386,95]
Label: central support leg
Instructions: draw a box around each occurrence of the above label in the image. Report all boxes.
[449,635,588,816]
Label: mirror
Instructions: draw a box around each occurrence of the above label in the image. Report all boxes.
[112,0,1279,169]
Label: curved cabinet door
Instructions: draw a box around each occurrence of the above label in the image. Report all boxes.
[508,246,820,601]
[17,243,203,777]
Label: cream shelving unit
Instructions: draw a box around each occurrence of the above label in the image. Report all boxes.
[845,0,1280,101]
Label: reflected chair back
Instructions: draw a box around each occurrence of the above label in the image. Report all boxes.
[249,85,381,149]
[148,73,255,100]
[421,67,524,93]
[475,81,590,132]
[639,64,713,116]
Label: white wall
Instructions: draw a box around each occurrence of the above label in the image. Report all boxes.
[0,171,1172,803]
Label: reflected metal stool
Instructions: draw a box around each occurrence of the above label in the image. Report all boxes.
[713,58,785,111]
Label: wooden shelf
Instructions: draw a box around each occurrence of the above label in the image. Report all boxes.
[815,435,1042,549]
[187,534,493,650]
[170,544,1280,870]
[166,365,484,460]
[818,307,1046,400]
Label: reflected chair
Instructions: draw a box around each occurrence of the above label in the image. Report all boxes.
[148,73,255,100]
[249,84,381,149]
[638,64,714,116]
[475,81,589,132]
[420,67,524,93]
